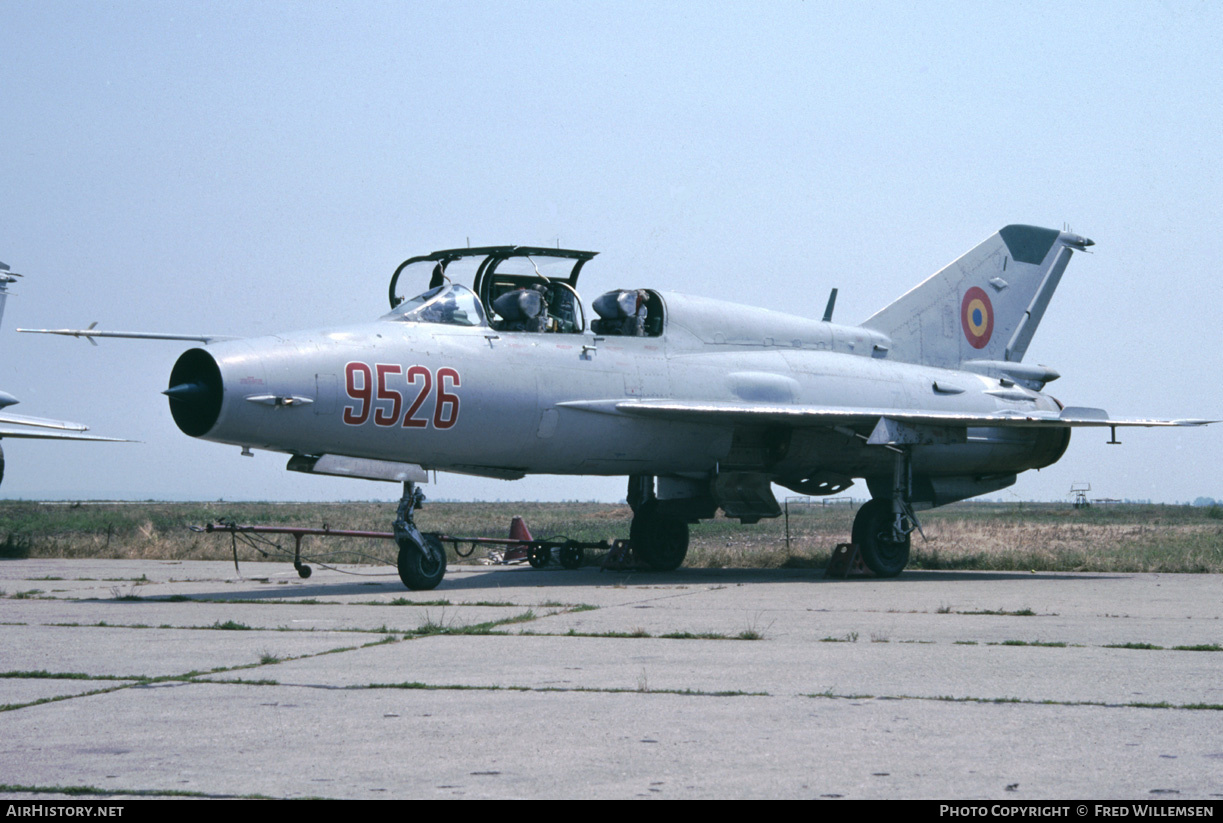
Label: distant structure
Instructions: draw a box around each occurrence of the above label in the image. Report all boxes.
[1069,482,1091,509]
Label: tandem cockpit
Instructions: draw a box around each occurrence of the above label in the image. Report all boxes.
[386,246,664,337]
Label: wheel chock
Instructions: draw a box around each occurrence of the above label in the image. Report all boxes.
[824,543,874,579]
[601,538,638,570]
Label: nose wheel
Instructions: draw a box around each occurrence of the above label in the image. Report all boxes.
[396,530,447,590]
[394,481,447,590]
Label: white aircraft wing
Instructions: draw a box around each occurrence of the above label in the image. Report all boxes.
[559,399,1215,429]
[0,425,128,442]
[0,412,129,441]
[0,411,90,432]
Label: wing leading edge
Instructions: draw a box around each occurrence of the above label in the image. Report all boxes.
[557,399,1214,430]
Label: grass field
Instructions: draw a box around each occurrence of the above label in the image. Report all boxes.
[2,498,1221,574]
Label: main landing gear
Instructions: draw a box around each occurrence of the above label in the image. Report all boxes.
[851,498,912,577]
[852,448,921,577]
[394,481,447,590]
[627,475,690,571]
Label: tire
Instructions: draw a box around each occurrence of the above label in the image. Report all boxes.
[630,502,689,571]
[852,498,910,578]
[397,530,447,590]
[559,542,584,570]
[527,545,550,569]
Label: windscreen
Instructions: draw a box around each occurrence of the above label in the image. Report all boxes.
[388,283,487,327]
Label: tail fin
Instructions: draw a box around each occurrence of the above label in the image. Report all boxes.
[861,225,1092,369]
[0,262,14,331]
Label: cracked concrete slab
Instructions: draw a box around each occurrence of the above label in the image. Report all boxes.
[1,559,1220,799]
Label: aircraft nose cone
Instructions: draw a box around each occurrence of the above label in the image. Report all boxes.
[166,349,224,437]
[163,382,209,402]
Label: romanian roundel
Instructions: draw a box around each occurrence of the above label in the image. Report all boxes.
[960,286,993,349]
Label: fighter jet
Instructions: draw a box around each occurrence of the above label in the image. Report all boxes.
[22,227,1212,588]
[0,262,124,487]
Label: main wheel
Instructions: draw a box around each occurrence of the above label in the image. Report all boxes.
[397,530,447,590]
[851,498,910,578]
[630,502,689,571]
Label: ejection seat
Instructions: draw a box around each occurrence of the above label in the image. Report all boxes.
[591,289,663,336]
[492,287,550,332]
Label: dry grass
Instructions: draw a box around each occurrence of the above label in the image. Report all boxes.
[908,516,1223,573]
[0,500,624,567]
[695,502,1223,573]
[1,499,1221,574]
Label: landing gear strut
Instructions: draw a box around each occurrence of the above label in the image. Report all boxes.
[627,475,690,571]
[394,481,447,590]
[853,448,920,577]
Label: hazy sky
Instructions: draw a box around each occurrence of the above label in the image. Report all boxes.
[1,0,1220,505]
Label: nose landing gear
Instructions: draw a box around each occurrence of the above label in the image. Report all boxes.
[394,481,447,590]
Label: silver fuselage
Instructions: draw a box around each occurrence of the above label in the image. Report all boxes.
[171,291,1069,488]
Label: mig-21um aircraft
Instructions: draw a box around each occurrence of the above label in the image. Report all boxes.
[0,262,123,487]
[23,226,1212,588]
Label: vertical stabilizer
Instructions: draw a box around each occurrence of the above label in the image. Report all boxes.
[0,262,13,331]
[861,226,1092,368]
